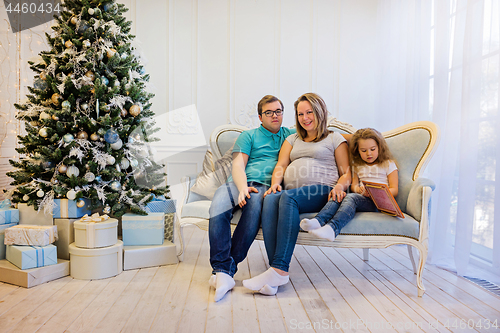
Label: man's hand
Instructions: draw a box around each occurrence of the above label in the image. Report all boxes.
[264,184,282,198]
[238,187,259,207]
[328,184,346,202]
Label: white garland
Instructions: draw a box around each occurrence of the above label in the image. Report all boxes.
[109,95,133,111]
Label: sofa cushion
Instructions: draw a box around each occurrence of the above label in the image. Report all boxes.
[338,212,419,239]
[181,200,212,219]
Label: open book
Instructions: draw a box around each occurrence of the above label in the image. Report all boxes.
[362,181,404,219]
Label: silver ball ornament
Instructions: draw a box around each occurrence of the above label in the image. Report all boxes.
[110,181,121,191]
[81,103,89,110]
[106,155,116,165]
[120,159,130,170]
[110,139,123,150]
[66,165,80,177]
[39,128,49,137]
[103,205,111,214]
[63,133,75,143]
[84,172,95,182]
[130,159,138,167]
[83,40,91,48]
[66,189,77,200]
[88,8,95,15]
[23,195,29,201]
[37,189,44,197]
[39,112,51,120]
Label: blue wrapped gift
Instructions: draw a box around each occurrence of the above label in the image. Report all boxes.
[145,196,176,214]
[122,213,164,246]
[53,199,91,218]
[0,200,19,225]
[1,223,18,260]
[6,244,57,270]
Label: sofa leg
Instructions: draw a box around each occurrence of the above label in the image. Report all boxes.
[363,248,370,261]
[415,245,427,297]
[177,224,185,262]
[407,245,417,274]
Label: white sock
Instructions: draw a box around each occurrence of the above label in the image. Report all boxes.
[259,284,278,296]
[208,274,216,288]
[214,272,235,302]
[309,225,336,242]
[242,267,289,291]
[300,218,321,231]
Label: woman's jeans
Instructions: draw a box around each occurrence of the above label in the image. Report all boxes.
[316,193,377,236]
[208,181,268,277]
[261,184,334,272]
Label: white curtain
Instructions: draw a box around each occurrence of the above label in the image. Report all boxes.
[377,0,500,283]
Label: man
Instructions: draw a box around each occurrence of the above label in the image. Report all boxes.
[208,95,295,302]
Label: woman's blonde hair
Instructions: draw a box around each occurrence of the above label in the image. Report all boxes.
[294,93,330,142]
[350,128,394,168]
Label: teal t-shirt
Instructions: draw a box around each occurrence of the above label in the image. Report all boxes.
[227,125,296,186]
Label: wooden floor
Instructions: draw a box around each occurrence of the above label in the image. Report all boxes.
[1,226,499,333]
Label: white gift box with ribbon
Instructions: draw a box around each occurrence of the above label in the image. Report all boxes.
[69,240,123,280]
[74,213,118,249]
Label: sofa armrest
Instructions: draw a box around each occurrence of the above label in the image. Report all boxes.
[406,177,435,222]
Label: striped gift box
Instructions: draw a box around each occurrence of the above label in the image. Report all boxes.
[6,244,57,270]
[0,208,19,225]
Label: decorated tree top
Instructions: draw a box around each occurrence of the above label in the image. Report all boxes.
[7,0,169,217]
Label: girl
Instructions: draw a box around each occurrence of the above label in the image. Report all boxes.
[300,127,398,241]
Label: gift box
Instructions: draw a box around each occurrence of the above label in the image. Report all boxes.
[54,218,79,259]
[53,198,91,218]
[146,197,176,242]
[74,214,118,249]
[122,213,164,246]
[0,223,18,260]
[18,203,53,226]
[4,225,58,246]
[0,259,69,288]
[69,240,123,280]
[123,241,178,270]
[6,244,58,270]
[0,200,19,225]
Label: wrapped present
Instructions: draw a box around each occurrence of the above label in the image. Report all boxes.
[4,225,58,246]
[69,240,123,280]
[18,203,53,226]
[6,244,57,270]
[0,259,69,288]
[74,213,118,249]
[54,218,79,259]
[0,200,19,225]
[145,197,176,242]
[53,198,91,218]
[123,241,178,270]
[122,213,164,246]
[1,223,18,260]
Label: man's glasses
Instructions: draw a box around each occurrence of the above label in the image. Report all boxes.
[262,109,283,117]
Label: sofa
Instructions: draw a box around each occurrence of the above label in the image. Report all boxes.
[177,118,440,297]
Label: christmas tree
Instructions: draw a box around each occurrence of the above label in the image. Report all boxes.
[6,0,168,217]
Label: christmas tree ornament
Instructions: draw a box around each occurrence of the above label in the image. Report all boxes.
[91,88,95,94]
[66,165,80,177]
[84,172,95,182]
[95,176,102,183]
[85,71,96,81]
[103,205,111,214]
[100,103,110,112]
[101,77,109,86]
[115,164,121,172]
[130,159,138,167]
[77,131,89,140]
[76,199,86,208]
[106,155,116,165]
[77,21,89,34]
[37,189,45,197]
[139,67,146,75]
[58,165,67,174]
[66,189,77,200]
[81,103,89,110]
[121,52,128,60]
[113,80,121,87]
[51,93,62,105]
[90,133,99,141]
[129,105,141,117]
[61,100,71,110]
[30,121,39,126]
[39,112,51,120]
[40,71,47,80]
[110,139,123,150]
[63,133,75,143]
[65,40,73,48]
[110,181,121,191]
[104,128,119,144]
[88,8,95,15]
[70,16,78,24]
[42,161,53,169]
[23,195,29,201]
[52,114,59,121]
[39,128,49,137]
[107,48,117,59]
[120,159,130,170]
[120,109,128,117]
[98,128,106,136]
[82,40,91,48]
[51,179,59,184]
[34,79,48,90]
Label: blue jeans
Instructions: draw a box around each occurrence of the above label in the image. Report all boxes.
[316,193,377,236]
[261,184,333,272]
[208,181,268,277]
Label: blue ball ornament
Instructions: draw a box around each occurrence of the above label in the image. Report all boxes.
[101,77,109,86]
[34,79,48,90]
[104,128,119,144]
[63,133,75,143]
[110,181,121,191]
[95,176,102,183]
